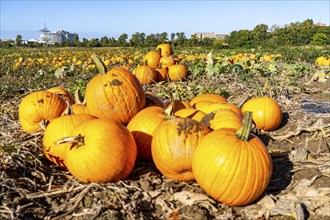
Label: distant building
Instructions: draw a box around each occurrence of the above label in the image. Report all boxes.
[191,32,229,40]
[316,22,326,27]
[39,26,78,44]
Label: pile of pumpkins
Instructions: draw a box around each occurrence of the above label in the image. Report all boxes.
[18,45,282,207]
[131,43,188,84]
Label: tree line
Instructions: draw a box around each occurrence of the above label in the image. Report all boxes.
[2,19,329,48]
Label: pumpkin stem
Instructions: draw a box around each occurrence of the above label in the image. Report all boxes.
[39,118,49,130]
[91,53,106,75]
[252,82,264,97]
[235,111,253,141]
[74,89,86,105]
[164,93,175,116]
[62,100,74,115]
[55,134,85,149]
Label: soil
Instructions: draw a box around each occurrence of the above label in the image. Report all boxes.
[0,72,329,220]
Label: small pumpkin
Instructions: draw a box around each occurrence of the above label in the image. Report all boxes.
[192,112,273,206]
[195,101,242,116]
[154,67,168,82]
[151,117,210,182]
[142,50,161,68]
[168,63,188,81]
[189,93,228,107]
[201,109,242,131]
[19,91,67,132]
[59,119,137,183]
[241,96,282,131]
[85,54,145,124]
[156,43,173,57]
[132,65,158,85]
[159,55,175,69]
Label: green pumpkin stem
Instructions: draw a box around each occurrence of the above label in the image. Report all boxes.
[236,111,253,141]
[91,53,106,75]
[252,82,264,97]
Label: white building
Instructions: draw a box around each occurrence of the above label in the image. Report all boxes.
[39,27,78,44]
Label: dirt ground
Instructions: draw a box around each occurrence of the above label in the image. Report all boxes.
[0,72,329,220]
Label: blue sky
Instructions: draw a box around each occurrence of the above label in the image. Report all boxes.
[1,0,329,40]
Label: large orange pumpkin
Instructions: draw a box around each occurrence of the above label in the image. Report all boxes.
[192,112,273,206]
[241,96,282,131]
[60,119,137,183]
[43,112,96,168]
[18,91,67,132]
[85,54,145,124]
[151,117,210,182]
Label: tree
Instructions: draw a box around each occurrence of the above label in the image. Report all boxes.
[117,33,128,47]
[251,24,269,45]
[100,36,109,47]
[73,35,80,47]
[311,33,328,45]
[15,35,23,46]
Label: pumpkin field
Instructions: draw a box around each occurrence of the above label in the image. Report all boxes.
[0,45,329,219]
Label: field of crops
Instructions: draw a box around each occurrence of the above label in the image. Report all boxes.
[0,45,329,219]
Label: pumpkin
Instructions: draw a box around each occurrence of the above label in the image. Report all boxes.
[195,101,242,116]
[154,67,168,82]
[174,108,206,122]
[59,119,137,183]
[43,112,96,168]
[201,109,242,130]
[142,50,161,68]
[85,54,145,124]
[132,65,158,85]
[151,117,210,182]
[192,112,273,206]
[18,91,67,132]
[189,93,228,107]
[168,63,188,81]
[241,96,282,131]
[47,87,75,105]
[159,55,175,69]
[127,97,174,161]
[156,43,173,57]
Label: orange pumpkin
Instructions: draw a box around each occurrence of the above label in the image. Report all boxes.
[189,93,228,107]
[174,108,206,122]
[142,50,161,68]
[132,65,158,85]
[192,112,273,206]
[127,99,174,161]
[156,43,173,57]
[85,55,145,124]
[151,117,210,182]
[47,87,75,105]
[61,119,137,183]
[195,101,242,116]
[43,112,96,168]
[241,96,282,131]
[18,91,67,132]
[154,67,168,82]
[71,89,89,114]
[159,55,175,69]
[201,109,242,130]
[168,63,188,81]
